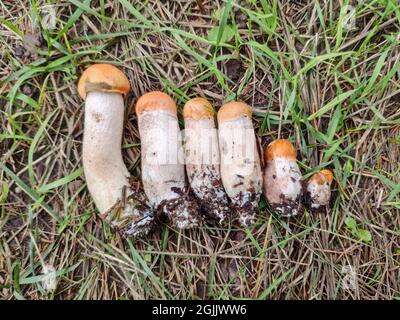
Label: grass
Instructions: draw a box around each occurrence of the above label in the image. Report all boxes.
[0,0,399,300]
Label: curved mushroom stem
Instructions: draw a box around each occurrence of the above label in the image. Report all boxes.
[83,91,153,237]
[136,92,200,229]
[218,102,263,226]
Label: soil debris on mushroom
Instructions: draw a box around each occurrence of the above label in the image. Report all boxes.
[304,169,334,213]
[183,97,230,223]
[263,139,304,217]
[217,101,263,226]
[136,91,200,229]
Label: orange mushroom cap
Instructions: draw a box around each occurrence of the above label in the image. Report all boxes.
[265,139,297,161]
[135,91,177,117]
[183,97,214,120]
[309,169,334,184]
[78,64,130,99]
[217,101,252,122]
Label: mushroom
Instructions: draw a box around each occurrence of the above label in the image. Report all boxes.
[78,64,154,237]
[183,97,230,223]
[135,91,200,229]
[263,139,304,217]
[217,101,263,226]
[305,169,333,212]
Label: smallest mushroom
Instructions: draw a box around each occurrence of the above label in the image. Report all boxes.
[305,169,334,212]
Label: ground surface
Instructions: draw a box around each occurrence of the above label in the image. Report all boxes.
[0,0,399,300]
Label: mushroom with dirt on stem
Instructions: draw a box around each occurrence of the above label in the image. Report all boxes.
[305,169,334,212]
[263,139,304,217]
[183,97,230,223]
[135,91,200,229]
[78,63,154,237]
[217,101,263,226]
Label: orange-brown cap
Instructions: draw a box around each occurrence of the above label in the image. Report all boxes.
[265,139,297,161]
[183,97,214,120]
[217,101,252,122]
[309,169,334,184]
[135,91,177,117]
[78,64,130,99]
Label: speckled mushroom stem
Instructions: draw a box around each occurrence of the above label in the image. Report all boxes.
[263,139,304,217]
[78,64,154,237]
[305,169,333,212]
[217,101,263,226]
[183,97,230,223]
[136,91,200,229]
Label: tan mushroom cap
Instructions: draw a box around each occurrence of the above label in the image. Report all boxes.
[183,97,214,120]
[78,64,130,99]
[135,91,177,117]
[265,139,297,161]
[217,101,252,122]
[309,169,334,184]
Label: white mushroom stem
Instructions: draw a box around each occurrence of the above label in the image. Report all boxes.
[136,92,199,229]
[305,169,333,212]
[139,109,186,205]
[263,158,303,214]
[184,117,230,223]
[218,102,263,226]
[307,180,330,209]
[263,139,304,217]
[83,91,130,213]
[82,91,153,236]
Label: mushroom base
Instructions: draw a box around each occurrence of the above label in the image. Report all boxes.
[196,186,230,224]
[231,191,261,227]
[304,191,328,214]
[123,213,154,238]
[305,179,331,213]
[269,193,303,217]
[158,187,200,229]
[102,189,155,238]
[189,168,230,224]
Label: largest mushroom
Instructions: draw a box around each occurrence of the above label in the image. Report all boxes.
[78,64,154,237]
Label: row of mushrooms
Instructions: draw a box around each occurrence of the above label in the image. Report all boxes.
[78,64,334,237]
